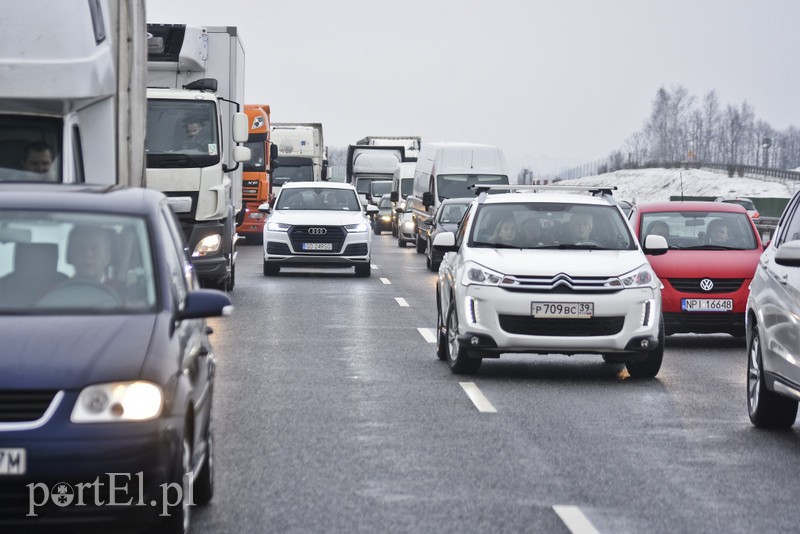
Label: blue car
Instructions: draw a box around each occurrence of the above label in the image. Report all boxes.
[0,184,231,533]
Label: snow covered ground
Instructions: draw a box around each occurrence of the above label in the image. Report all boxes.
[555,168,797,205]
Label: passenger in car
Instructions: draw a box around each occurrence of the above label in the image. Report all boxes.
[704,219,730,246]
[490,217,518,246]
[645,220,670,244]
[567,212,594,243]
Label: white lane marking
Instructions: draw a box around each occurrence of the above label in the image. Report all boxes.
[417,328,436,343]
[372,264,379,269]
[380,278,391,285]
[459,382,497,413]
[553,505,600,534]
[395,297,409,307]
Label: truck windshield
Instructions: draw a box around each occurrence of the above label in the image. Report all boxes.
[437,174,509,201]
[243,140,266,172]
[145,100,220,167]
[0,117,62,183]
[400,178,413,198]
[272,163,313,186]
[371,181,392,198]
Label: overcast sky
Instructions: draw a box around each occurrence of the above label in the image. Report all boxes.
[146,0,800,174]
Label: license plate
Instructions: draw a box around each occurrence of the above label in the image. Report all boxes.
[531,302,594,318]
[0,448,26,475]
[302,243,332,251]
[682,298,733,312]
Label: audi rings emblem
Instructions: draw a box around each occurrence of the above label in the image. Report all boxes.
[700,278,714,291]
[308,227,327,235]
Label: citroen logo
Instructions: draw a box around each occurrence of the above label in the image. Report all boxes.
[700,278,714,291]
[308,227,327,235]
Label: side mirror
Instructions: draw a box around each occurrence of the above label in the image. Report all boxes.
[390,191,398,202]
[366,205,379,214]
[232,112,249,143]
[432,231,458,252]
[270,142,278,160]
[422,192,433,208]
[233,145,251,163]
[258,202,271,214]
[643,234,668,256]
[775,240,800,267]
[177,289,233,320]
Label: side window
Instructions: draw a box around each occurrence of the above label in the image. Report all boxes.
[776,193,800,246]
[455,204,473,247]
[159,206,191,303]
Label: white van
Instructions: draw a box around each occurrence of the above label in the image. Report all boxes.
[390,161,416,236]
[410,142,509,252]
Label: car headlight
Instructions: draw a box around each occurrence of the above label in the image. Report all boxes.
[344,223,370,233]
[461,261,505,287]
[402,220,414,229]
[71,381,163,422]
[611,264,659,289]
[267,221,290,232]
[193,234,221,257]
[380,215,391,221]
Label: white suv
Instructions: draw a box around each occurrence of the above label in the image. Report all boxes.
[433,185,668,376]
[260,182,377,277]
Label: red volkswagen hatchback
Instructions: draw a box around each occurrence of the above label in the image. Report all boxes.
[629,201,763,337]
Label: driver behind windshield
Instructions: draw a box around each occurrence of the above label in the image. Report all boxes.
[67,225,115,283]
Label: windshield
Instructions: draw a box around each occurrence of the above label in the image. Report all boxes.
[371,181,392,197]
[0,212,156,313]
[400,178,413,198]
[640,211,757,249]
[275,187,361,211]
[470,202,635,250]
[379,196,392,209]
[0,116,62,183]
[145,100,220,167]
[437,174,508,201]
[272,164,313,186]
[243,139,266,172]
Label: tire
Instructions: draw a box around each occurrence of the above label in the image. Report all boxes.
[355,263,371,277]
[426,242,437,272]
[391,224,398,237]
[435,289,447,361]
[397,238,407,248]
[373,226,381,236]
[415,234,426,254]
[625,315,664,378]
[263,260,279,276]
[223,258,235,292]
[193,420,214,506]
[160,435,192,534]
[748,324,798,428]
[445,301,481,374]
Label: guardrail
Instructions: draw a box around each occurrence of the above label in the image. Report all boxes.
[754,216,780,242]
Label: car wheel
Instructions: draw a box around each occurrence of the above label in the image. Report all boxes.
[263,260,279,276]
[193,420,214,505]
[224,259,235,292]
[625,315,664,378]
[373,225,381,235]
[160,435,192,534]
[435,289,447,361]
[392,225,398,237]
[397,238,407,248]
[748,324,798,428]
[415,234,426,254]
[355,263,371,277]
[445,301,481,374]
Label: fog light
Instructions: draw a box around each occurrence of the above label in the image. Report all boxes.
[470,336,480,346]
[640,339,650,348]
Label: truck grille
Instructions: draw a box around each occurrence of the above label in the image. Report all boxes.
[288,226,346,253]
[498,315,625,336]
[0,390,57,423]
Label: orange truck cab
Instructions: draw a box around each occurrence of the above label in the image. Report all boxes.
[238,104,274,241]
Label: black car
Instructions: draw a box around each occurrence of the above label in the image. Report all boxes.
[424,198,471,271]
[373,194,393,235]
[0,184,231,533]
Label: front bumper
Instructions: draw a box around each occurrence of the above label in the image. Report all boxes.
[264,227,371,267]
[453,284,662,355]
[661,280,749,334]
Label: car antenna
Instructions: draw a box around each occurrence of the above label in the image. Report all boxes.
[680,171,684,201]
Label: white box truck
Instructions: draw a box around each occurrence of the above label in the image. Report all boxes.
[410,142,510,252]
[357,136,421,161]
[346,145,406,207]
[0,0,147,186]
[389,161,416,236]
[270,123,325,198]
[145,24,250,291]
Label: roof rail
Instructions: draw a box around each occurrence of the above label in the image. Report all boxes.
[469,184,618,204]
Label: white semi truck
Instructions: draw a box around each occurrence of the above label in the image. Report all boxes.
[0,0,147,186]
[270,122,326,198]
[145,24,250,291]
[346,145,407,207]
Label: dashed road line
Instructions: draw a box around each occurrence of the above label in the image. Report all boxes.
[553,505,600,534]
[459,382,497,413]
[380,278,391,285]
[417,328,436,343]
[395,297,409,307]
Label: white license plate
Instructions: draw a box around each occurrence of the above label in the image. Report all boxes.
[531,302,594,318]
[682,298,733,312]
[0,448,26,475]
[302,243,332,251]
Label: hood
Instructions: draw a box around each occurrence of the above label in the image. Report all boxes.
[270,210,369,226]
[647,249,762,278]
[0,315,157,390]
[465,248,649,278]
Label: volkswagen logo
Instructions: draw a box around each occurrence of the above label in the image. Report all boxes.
[700,278,714,291]
[308,227,327,235]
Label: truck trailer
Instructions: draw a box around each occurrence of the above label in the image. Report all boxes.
[270,122,326,198]
[145,24,250,291]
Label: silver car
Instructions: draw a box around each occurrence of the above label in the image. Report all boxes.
[746,191,800,428]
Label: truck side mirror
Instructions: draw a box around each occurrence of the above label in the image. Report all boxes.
[270,142,278,160]
[422,192,433,207]
[390,191,398,202]
[232,112,249,143]
[233,145,251,163]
